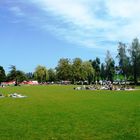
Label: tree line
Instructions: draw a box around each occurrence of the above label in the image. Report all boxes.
[0,38,140,85]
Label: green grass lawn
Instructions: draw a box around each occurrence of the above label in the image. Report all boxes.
[0,85,140,140]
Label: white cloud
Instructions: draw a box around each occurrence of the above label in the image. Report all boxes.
[7,0,140,50]
[106,0,140,19]
[30,0,96,28]
[28,0,114,48]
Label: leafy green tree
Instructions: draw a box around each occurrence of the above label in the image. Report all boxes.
[116,42,131,81]
[100,63,106,80]
[0,66,6,84]
[72,58,83,83]
[105,51,115,82]
[82,61,95,84]
[90,57,100,82]
[16,70,27,83]
[56,58,72,81]
[129,38,140,84]
[34,65,49,83]
[7,65,27,85]
[8,65,16,79]
[48,69,56,82]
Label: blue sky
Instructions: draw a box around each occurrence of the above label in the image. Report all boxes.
[1,0,140,73]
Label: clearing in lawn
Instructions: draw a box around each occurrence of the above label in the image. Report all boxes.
[0,85,140,140]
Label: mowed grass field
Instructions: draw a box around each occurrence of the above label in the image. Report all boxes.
[0,85,140,140]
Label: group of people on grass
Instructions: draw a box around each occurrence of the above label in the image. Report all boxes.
[74,81,135,91]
